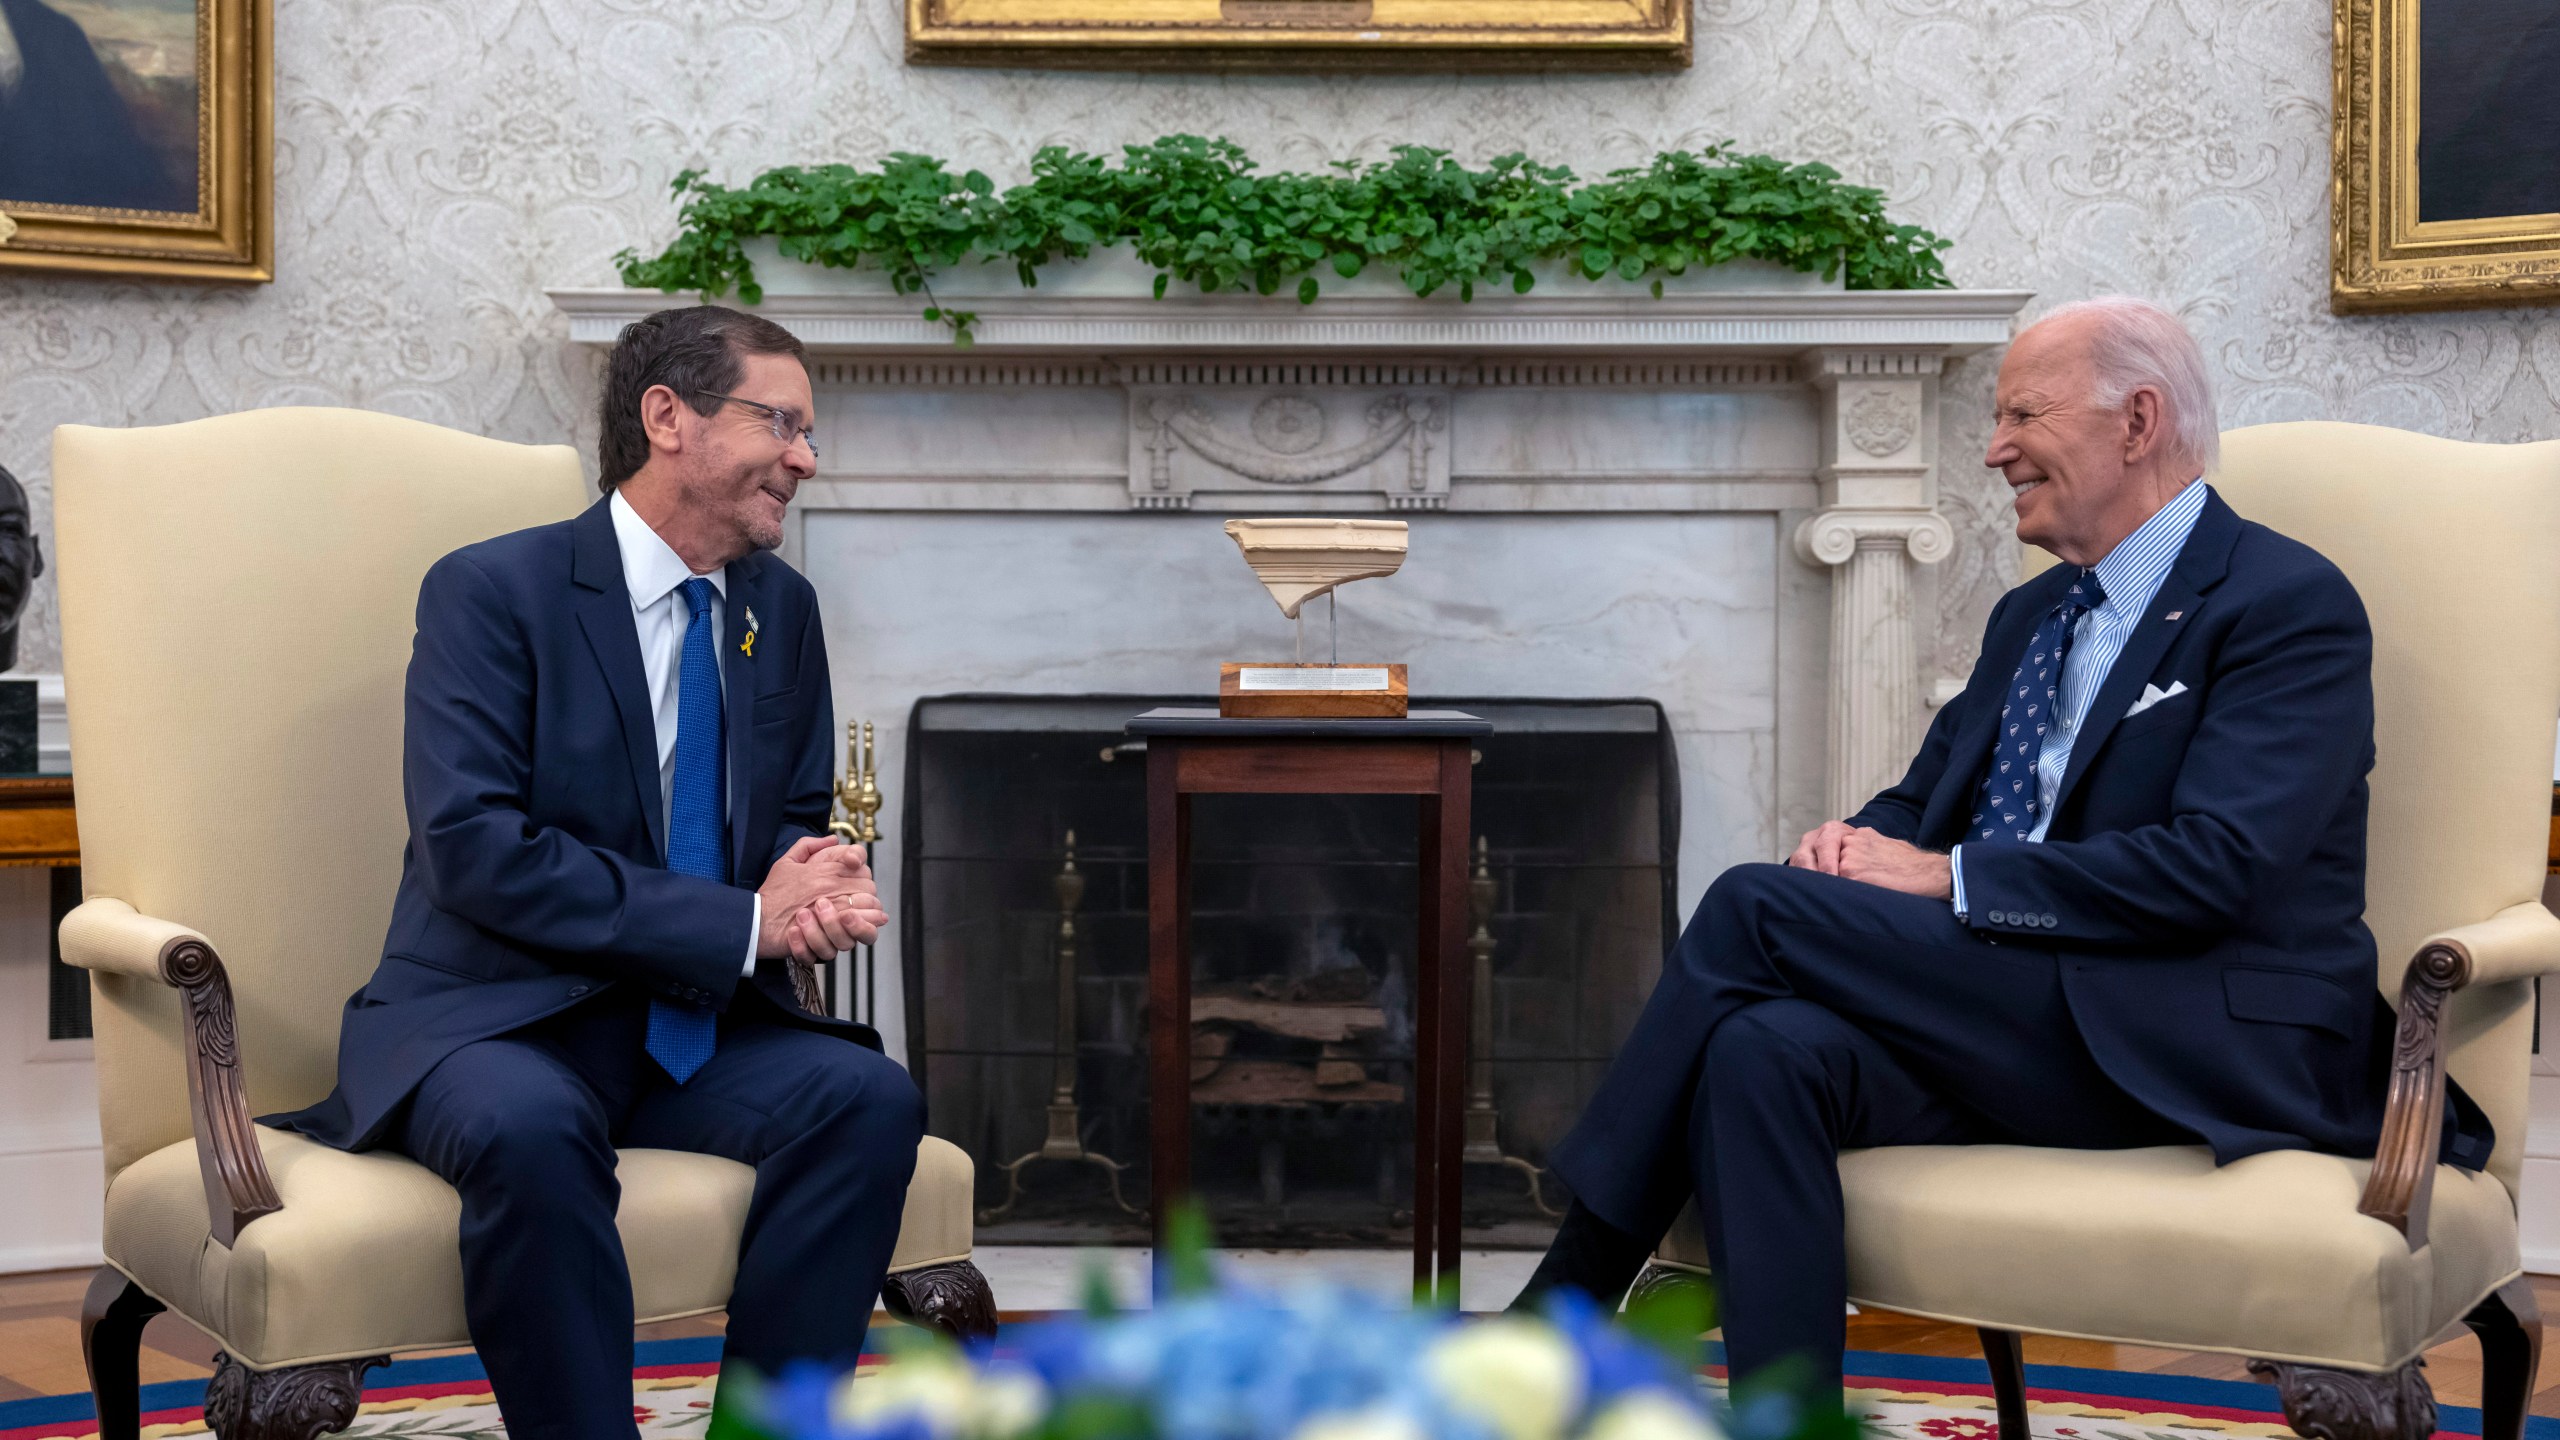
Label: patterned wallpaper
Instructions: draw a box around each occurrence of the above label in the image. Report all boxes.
[2,0,2556,680]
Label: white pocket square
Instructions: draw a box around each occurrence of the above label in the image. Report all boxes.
[2126,680,2189,718]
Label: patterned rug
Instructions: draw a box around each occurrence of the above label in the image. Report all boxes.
[3,1337,2551,1440]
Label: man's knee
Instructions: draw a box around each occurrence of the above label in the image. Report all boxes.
[1687,861,1796,932]
[406,1051,611,1189]
[801,1042,925,1149]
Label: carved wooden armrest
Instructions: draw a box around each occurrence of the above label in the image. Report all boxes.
[2357,902,2560,1250]
[60,898,282,1247]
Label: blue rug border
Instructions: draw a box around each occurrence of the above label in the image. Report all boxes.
[0,1338,730,1430]
[4,1337,2551,1437]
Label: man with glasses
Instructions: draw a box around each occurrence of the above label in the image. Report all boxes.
[275,305,914,1440]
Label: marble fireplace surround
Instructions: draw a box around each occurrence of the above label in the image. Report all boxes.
[551,273,2033,1065]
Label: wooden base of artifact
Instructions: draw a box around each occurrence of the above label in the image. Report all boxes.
[1218,662,1408,718]
[883,1258,1000,1341]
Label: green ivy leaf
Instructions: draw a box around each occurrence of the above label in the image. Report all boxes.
[616,138,1956,343]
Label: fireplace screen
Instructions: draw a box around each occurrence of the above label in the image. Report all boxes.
[901,696,1677,1249]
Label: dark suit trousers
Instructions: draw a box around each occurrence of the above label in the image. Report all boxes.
[1549,862,2180,1397]
[392,983,923,1440]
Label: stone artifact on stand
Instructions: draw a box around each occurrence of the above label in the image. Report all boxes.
[1219,517,1410,718]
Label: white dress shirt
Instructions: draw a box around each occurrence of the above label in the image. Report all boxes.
[608,491,759,977]
[1950,479,2210,918]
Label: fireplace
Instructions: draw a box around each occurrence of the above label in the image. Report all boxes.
[550,273,2030,1243]
[903,696,1676,1246]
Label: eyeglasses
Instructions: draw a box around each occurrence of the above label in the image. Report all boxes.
[693,391,819,461]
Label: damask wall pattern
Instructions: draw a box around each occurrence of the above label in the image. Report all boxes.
[2,0,2556,681]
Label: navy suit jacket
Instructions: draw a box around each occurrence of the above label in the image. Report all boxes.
[273,498,876,1151]
[1851,489,2489,1167]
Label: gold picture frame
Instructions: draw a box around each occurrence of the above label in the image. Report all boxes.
[905,0,1689,71]
[2332,0,2560,312]
[0,0,273,282]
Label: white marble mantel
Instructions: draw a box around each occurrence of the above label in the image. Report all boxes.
[552,272,2031,1062]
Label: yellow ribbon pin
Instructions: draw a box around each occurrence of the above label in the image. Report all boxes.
[742,606,759,656]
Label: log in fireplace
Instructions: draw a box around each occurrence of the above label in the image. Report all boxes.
[900,695,1677,1247]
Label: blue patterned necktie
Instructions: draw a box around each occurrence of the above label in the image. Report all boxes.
[1970,569,2106,843]
[645,576,728,1084]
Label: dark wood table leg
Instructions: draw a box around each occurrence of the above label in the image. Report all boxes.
[1415,789,1442,1297]
[1147,740,1193,1282]
[1432,739,1472,1302]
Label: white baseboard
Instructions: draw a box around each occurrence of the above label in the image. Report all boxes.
[0,1238,103,1274]
[0,1142,104,1275]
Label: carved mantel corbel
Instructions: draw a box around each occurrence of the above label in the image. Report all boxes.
[1798,349,1954,817]
[1793,508,1955,817]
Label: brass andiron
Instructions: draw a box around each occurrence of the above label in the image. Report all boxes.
[1462,835,1559,1216]
[978,831,1138,1224]
[823,720,885,1022]
[831,720,882,846]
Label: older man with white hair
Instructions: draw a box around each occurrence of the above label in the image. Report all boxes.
[1517,297,2492,1402]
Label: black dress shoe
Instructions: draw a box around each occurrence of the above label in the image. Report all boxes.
[1509,1199,1655,1313]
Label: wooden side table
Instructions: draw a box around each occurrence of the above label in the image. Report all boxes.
[1130,707,1492,1302]
[0,774,78,867]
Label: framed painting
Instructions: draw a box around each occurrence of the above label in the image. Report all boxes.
[2333,0,2560,312]
[0,0,271,282]
[905,0,1689,71]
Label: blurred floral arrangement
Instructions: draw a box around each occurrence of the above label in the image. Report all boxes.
[710,1211,1851,1440]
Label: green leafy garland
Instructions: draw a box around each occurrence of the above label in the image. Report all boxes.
[617,136,1953,345]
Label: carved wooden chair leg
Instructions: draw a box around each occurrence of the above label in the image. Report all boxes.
[203,1353,388,1440]
[883,1259,1000,1342]
[2463,1277,2543,1440]
[2246,1357,2435,1440]
[1977,1327,2030,1440]
[82,1267,166,1440]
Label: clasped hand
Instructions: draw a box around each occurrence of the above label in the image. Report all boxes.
[755,835,889,964]
[1786,820,1953,899]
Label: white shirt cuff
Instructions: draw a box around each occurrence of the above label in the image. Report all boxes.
[1949,844,1968,919]
[742,893,761,977]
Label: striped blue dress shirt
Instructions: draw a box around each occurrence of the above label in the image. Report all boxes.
[1950,478,2210,917]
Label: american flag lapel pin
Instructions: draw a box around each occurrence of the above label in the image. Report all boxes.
[742,606,760,657]
[2164,610,2184,621]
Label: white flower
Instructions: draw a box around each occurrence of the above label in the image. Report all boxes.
[964,1366,1049,1437]
[1291,1406,1431,1440]
[1585,1391,1726,1440]
[1422,1318,1585,1440]
[825,1354,1049,1438]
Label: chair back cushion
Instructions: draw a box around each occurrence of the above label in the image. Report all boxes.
[54,409,587,1185]
[2209,423,2560,1194]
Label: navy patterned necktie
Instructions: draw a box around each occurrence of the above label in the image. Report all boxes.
[1969,569,2106,843]
[645,576,728,1083]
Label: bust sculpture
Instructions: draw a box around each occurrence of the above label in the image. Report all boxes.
[0,464,47,673]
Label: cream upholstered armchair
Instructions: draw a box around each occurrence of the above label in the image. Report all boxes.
[54,409,991,1440]
[1639,421,2560,1440]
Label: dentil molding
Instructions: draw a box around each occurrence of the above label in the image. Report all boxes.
[548,286,2030,358]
